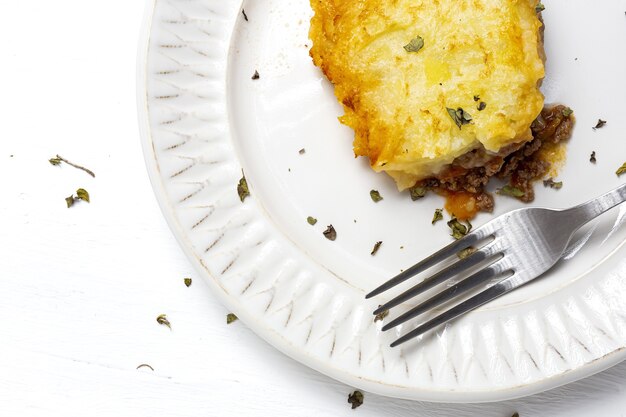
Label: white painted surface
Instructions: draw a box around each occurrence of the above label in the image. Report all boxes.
[1,1,626,416]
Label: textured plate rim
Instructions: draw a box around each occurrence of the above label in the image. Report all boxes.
[136,0,626,402]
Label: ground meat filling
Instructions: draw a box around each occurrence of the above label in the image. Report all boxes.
[414,105,574,216]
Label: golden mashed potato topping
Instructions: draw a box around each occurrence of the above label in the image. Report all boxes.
[309,0,546,190]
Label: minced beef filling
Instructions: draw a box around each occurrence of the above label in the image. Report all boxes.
[415,105,574,213]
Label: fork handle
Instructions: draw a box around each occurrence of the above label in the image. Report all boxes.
[564,182,626,228]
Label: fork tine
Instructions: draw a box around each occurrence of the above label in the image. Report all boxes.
[381,258,504,331]
[372,239,499,316]
[366,231,485,299]
[389,268,515,347]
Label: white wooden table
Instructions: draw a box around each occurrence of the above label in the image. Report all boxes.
[1,2,626,416]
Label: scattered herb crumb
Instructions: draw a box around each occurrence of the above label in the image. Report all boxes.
[593,119,607,130]
[535,2,545,12]
[251,70,260,80]
[458,246,477,259]
[65,188,90,208]
[370,190,383,202]
[307,216,318,225]
[237,174,250,202]
[562,107,574,118]
[448,216,471,240]
[477,101,487,111]
[374,306,389,322]
[409,185,427,201]
[348,391,364,409]
[446,107,472,129]
[371,241,383,256]
[497,185,525,198]
[48,154,95,178]
[156,314,171,330]
[226,313,238,324]
[432,208,444,225]
[76,188,90,203]
[403,36,424,53]
[299,148,306,155]
[617,162,626,176]
[241,9,248,21]
[323,225,337,241]
[473,95,480,102]
[184,278,192,287]
[543,178,563,189]
[136,364,154,371]
[512,413,520,417]
[590,151,597,163]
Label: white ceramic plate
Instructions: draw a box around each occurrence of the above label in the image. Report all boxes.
[138,0,626,402]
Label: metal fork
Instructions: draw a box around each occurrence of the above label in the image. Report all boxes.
[367,183,626,347]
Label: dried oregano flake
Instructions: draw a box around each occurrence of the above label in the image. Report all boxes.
[370,190,383,202]
[237,174,250,202]
[432,208,444,225]
[156,314,171,330]
[347,391,364,409]
[403,36,424,53]
[371,241,383,256]
[323,225,337,241]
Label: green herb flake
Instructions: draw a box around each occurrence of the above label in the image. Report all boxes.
[477,101,487,111]
[374,306,389,322]
[299,148,306,155]
[447,216,470,240]
[184,278,192,287]
[323,225,337,241]
[409,185,427,201]
[497,185,525,198]
[458,246,477,259]
[76,188,90,203]
[403,36,424,53]
[590,151,597,163]
[543,178,563,189]
[370,190,383,203]
[562,107,574,118]
[65,195,75,208]
[237,174,250,202]
[371,241,383,256]
[447,107,472,129]
[307,216,318,226]
[156,314,171,330]
[593,119,607,130]
[432,208,444,225]
[535,2,545,12]
[347,391,364,409]
[136,364,154,371]
[617,162,626,176]
[49,157,62,166]
[226,313,238,324]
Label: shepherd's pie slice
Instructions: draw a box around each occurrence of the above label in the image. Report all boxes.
[309,0,546,190]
